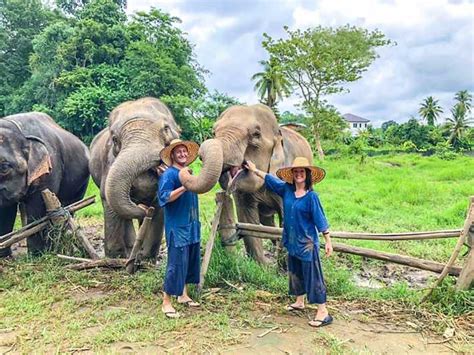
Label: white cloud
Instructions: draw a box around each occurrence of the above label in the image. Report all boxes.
[127,0,474,127]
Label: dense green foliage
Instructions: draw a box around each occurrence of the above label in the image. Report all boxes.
[0,0,238,143]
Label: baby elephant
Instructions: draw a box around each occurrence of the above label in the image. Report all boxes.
[0,112,90,256]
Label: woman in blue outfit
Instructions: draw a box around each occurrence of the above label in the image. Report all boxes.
[158,139,201,318]
[244,157,333,328]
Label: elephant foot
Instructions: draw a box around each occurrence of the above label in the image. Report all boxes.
[0,247,12,257]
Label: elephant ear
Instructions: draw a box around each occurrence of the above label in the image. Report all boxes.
[269,129,285,174]
[26,136,52,186]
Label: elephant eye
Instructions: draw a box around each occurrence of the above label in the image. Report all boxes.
[0,162,12,175]
[252,131,261,139]
[163,125,170,132]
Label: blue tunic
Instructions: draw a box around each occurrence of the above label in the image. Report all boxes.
[158,166,200,247]
[264,174,329,261]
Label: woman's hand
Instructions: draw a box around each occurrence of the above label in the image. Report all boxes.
[323,231,332,257]
[325,239,333,257]
[243,160,257,173]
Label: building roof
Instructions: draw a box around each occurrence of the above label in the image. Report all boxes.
[279,122,307,131]
[342,113,370,123]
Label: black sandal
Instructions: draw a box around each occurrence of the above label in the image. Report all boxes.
[308,314,333,328]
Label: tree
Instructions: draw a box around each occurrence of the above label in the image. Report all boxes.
[251,58,291,111]
[263,25,391,159]
[0,0,58,115]
[4,1,206,142]
[454,90,472,114]
[381,120,398,131]
[446,103,473,147]
[418,96,443,126]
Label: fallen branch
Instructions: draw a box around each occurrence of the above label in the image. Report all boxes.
[257,326,279,338]
[65,258,127,271]
[57,254,92,263]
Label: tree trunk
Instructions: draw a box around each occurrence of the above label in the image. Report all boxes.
[314,131,325,160]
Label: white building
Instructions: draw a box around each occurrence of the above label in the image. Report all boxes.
[343,113,371,136]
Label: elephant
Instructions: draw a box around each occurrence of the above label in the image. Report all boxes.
[0,112,90,256]
[89,97,223,259]
[180,104,313,264]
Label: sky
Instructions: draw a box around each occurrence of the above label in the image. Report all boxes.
[128,0,474,127]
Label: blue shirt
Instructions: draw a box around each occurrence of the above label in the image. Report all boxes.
[264,174,329,261]
[158,166,200,247]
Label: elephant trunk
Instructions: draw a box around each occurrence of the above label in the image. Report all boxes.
[180,139,223,194]
[105,145,160,219]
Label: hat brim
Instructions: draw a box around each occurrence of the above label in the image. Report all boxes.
[160,140,200,167]
[276,165,326,184]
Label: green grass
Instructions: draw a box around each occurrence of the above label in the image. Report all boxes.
[1,153,473,352]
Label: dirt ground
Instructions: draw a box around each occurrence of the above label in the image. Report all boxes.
[3,221,472,354]
[0,307,461,354]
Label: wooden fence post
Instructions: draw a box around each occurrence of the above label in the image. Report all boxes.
[456,197,474,290]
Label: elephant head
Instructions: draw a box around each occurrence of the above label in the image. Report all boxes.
[181,104,284,194]
[0,117,52,207]
[103,97,224,218]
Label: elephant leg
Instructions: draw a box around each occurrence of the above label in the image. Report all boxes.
[140,207,164,262]
[23,192,49,256]
[234,192,267,264]
[103,199,136,258]
[0,204,17,257]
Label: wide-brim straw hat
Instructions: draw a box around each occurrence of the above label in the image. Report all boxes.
[276,157,326,184]
[160,139,199,166]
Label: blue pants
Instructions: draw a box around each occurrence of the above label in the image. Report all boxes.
[163,241,200,296]
[287,249,327,304]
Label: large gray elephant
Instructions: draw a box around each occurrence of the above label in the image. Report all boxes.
[89,97,223,259]
[0,112,90,256]
[180,104,313,264]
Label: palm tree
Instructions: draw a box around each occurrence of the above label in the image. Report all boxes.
[454,90,472,113]
[251,59,291,109]
[446,103,473,145]
[419,96,443,126]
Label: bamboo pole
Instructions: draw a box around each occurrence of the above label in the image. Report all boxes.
[0,195,95,245]
[236,223,460,241]
[126,207,155,274]
[239,226,462,276]
[329,242,462,276]
[197,191,226,294]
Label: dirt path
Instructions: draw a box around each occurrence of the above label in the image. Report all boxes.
[223,313,454,354]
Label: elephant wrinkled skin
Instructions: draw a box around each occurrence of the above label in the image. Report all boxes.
[181,104,313,264]
[0,112,90,256]
[89,97,223,259]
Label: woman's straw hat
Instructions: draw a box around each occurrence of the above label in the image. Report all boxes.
[276,157,326,184]
[160,139,199,166]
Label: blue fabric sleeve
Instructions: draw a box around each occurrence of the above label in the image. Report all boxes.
[264,174,286,197]
[310,192,329,233]
[158,170,175,207]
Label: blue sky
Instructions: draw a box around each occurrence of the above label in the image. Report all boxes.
[128,0,474,127]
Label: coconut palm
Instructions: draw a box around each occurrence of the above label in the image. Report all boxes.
[251,59,292,109]
[446,103,473,145]
[454,90,472,113]
[419,96,443,126]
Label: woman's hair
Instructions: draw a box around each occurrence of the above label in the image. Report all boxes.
[292,168,313,191]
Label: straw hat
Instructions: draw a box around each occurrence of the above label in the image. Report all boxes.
[276,157,326,184]
[160,139,199,166]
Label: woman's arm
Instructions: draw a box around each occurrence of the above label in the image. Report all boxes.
[168,186,187,203]
[243,160,266,179]
[244,160,286,197]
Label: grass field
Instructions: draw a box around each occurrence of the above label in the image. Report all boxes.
[1,153,473,352]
